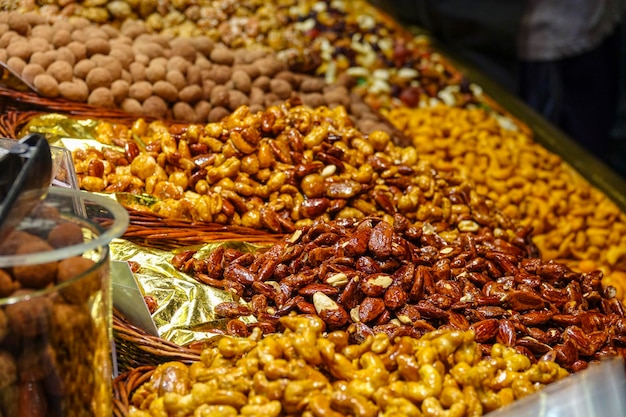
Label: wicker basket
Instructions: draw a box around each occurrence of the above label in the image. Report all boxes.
[97,209,284,250]
[0,109,41,138]
[113,365,156,417]
[113,310,202,374]
[0,85,141,119]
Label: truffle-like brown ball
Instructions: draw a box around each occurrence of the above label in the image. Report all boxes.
[56,256,99,304]
[0,230,42,255]
[142,95,167,119]
[59,79,89,102]
[88,87,116,108]
[5,291,53,337]
[0,269,19,298]
[12,241,58,289]
[85,37,110,57]
[33,73,59,98]
[86,67,112,90]
[8,13,30,36]
[47,222,84,249]
[47,60,74,83]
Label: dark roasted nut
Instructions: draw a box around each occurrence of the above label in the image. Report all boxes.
[214,302,252,319]
[171,213,625,371]
[313,292,349,328]
[170,250,196,271]
[368,220,393,259]
[359,274,393,297]
[300,198,331,219]
[226,319,249,337]
[497,319,517,347]
[358,297,386,323]
[470,319,499,343]
[383,283,407,310]
[298,283,339,297]
[223,264,255,286]
[144,295,158,314]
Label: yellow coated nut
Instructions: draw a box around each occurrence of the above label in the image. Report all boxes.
[128,315,569,417]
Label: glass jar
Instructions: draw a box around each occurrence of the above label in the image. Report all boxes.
[0,187,128,417]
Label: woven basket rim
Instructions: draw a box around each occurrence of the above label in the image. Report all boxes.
[113,309,202,359]
[113,365,156,417]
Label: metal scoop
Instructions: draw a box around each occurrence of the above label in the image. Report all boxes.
[0,133,53,242]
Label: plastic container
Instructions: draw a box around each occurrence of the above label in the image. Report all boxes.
[0,137,78,190]
[485,356,626,417]
[49,145,79,190]
[0,187,128,417]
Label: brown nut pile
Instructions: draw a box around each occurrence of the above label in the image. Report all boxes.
[173,215,626,372]
[128,314,569,417]
[0,205,109,417]
[386,105,626,287]
[74,101,517,241]
[0,12,390,133]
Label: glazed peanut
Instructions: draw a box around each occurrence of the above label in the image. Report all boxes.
[128,315,568,417]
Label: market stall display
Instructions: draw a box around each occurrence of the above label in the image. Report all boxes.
[0,0,625,416]
[65,103,516,237]
[124,315,570,417]
[0,11,399,141]
[173,215,625,370]
[5,0,470,110]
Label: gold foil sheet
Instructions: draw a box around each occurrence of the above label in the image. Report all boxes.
[19,113,100,145]
[110,239,264,346]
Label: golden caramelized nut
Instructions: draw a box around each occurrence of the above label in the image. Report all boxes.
[75,102,519,250]
[129,315,569,417]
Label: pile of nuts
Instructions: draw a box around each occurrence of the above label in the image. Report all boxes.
[5,1,478,112]
[72,101,518,242]
[0,11,393,134]
[15,0,307,50]
[387,105,626,293]
[172,215,626,372]
[283,0,472,110]
[128,314,569,417]
[0,203,110,417]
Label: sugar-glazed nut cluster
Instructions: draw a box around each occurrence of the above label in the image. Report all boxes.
[73,101,516,241]
[128,314,569,417]
[173,215,626,372]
